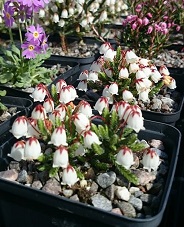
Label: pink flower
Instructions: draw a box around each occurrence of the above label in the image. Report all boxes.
[142,148,161,172]
[48,126,68,147]
[8,140,25,161]
[147,25,153,34]
[62,165,79,186]
[94,96,109,114]
[30,83,47,102]
[53,146,69,168]
[116,146,134,169]
[24,137,42,160]
[10,116,28,139]
[142,17,149,26]
[83,130,101,148]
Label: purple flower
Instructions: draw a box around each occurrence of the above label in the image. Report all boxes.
[21,40,41,59]
[25,24,44,43]
[17,0,48,11]
[40,34,48,53]
[3,1,15,28]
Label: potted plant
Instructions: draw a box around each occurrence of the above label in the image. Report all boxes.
[34,0,129,71]
[0,0,80,98]
[0,88,33,139]
[0,81,181,227]
[76,43,184,125]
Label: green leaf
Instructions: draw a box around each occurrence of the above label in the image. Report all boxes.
[49,167,59,178]
[91,143,104,155]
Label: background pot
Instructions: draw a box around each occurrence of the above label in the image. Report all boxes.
[0,96,33,140]
[0,58,80,100]
[0,120,181,227]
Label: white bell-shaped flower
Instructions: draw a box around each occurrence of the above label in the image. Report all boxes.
[43,98,54,113]
[62,165,79,186]
[61,9,68,18]
[138,89,150,102]
[117,101,129,120]
[30,84,47,102]
[55,79,67,93]
[136,78,152,93]
[68,85,78,101]
[74,144,86,156]
[122,90,134,102]
[129,62,139,73]
[88,70,99,82]
[72,112,90,134]
[119,67,129,79]
[24,137,42,160]
[49,109,63,122]
[104,48,116,62]
[77,70,88,80]
[83,130,102,148]
[10,116,28,139]
[53,146,69,168]
[136,69,147,79]
[116,146,134,169]
[99,10,107,22]
[39,9,45,18]
[94,96,109,114]
[142,148,161,172]
[167,78,176,89]
[150,69,162,83]
[52,13,59,23]
[48,126,68,147]
[159,65,170,76]
[55,104,66,120]
[104,68,113,79]
[89,60,102,72]
[26,118,40,138]
[8,140,25,161]
[99,42,112,55]
[76,80,88,92]
[142,66,152,77]
[126,108,144,133]
[125,50,139,64]
[31,104,47,120]
[138,58,150,66]
[77,100,93,118]
[108,82,118,95]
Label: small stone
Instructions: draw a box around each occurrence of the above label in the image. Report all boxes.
[96,171,116,189]
[89,181,99,194]
[17,170,28,183]
[115,186,131,201]
[0,169,18,181]
[117,201,136,218]
[105,184,115,201]
[70,194,80,201]
[42,178,61,195]
[32,180,43,189]
[140,194,155,204]
[91,194,112,211]
[129,195,143,211]
[63,189,73,197]
[111,208,122,215]
[9,161,20,171]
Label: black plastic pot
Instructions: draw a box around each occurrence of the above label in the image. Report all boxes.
[0,59,80,99]
[48,35,117,72]
[0,96,33,138]
[0,120,181,227]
